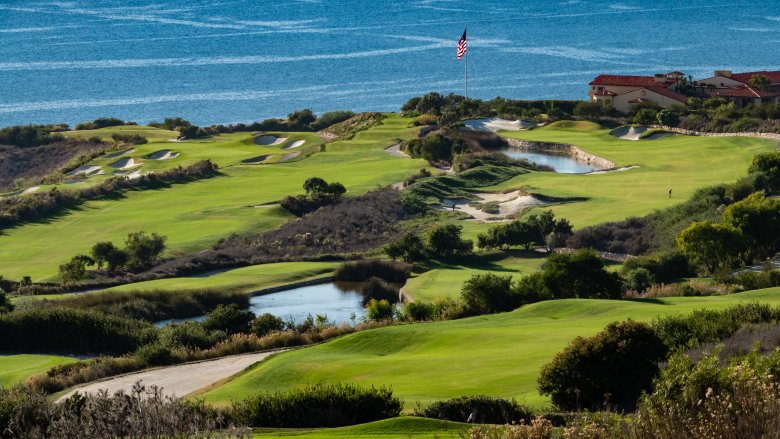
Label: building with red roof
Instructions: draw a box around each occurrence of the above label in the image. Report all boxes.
[589,70,780,112]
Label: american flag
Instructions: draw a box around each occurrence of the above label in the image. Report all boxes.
[457,28,467,60]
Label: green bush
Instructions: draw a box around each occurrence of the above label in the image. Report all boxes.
[414,395,533,424]
[202,304,254,335]
[365,298,394,321]
[425,224,472,259]
[333,259,411,283]
[461,273,517,314]
[384,233,427,263]
[538,320,668,411]
[624,268,655,293]
[231,383,402,427]
[357,277,400,304]
[251,313,285,337]
[621,251,694,284]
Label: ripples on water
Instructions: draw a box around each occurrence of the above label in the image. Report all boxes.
[1,0,779,125]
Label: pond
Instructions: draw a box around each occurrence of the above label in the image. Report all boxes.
[501,150,598,174]
[155,282,367,327]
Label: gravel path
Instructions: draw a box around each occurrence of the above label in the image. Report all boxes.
[57,349,286,401]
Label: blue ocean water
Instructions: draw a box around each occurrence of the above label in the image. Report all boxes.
[1,0,779,126]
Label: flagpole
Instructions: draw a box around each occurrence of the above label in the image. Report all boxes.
[464,52,468,99]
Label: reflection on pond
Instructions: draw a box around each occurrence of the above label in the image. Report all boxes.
[155,282,367,327]
[501,150,598,174]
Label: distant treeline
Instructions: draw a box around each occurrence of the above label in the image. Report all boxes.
[0,160,219,231]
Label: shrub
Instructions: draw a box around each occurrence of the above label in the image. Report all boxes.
[414,395,533,424]
[401,301,436,321]
[620,251,693,284]
[384,233,427,263]
[309,110,355,131]
[202,304,254,335]
[412,114,438,126]
[538,320,668,411]
[251,313,285,337]
[231,383,402,427]
[365,298,394,321]
[425,224,473,259]
[111,133,148,145]
[125,231,167,267]
[357,277,399,304]
[0,124,66,148]
[0,291,14,314]
[58,254,95,283]
[516,249,622,300]
[0,308,155,355]
[623,268,655,293]
[333,259,411,283]
[656,109,680,127]
[633,109,658,125]
[460,273,517,314]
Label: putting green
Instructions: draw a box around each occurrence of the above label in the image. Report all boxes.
[250,417,468,438]
[201,288,780,409]
[0,354,78,387]
[495,124,774,228]
[0,115,426,281]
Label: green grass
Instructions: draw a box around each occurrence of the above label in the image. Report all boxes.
[201,288,780,409]
[0,354,78,387]
[404,251,546,301]
[64,125,180,143]
[250,417,469,438]
[495,123,774,228]
[0,115,426,281]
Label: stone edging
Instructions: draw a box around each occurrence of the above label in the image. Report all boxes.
[503,138,616,169]
[648,125,780,141]
[248,276,334,297]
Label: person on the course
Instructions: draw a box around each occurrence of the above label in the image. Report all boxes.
[668,188,672,198]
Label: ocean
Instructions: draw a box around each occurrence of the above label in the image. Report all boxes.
[1,0,779,126]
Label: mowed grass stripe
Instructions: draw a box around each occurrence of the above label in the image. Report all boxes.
[201,288,780,409]
[0,354,78,387]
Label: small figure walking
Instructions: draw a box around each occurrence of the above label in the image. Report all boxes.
[467,412,476,423]
[668,188,672,199]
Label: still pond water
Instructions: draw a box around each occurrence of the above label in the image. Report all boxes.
[155,282,367,327]
[502,150,597,174]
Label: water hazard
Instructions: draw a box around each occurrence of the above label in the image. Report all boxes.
[502,150,597,174]
[155,282,367,327]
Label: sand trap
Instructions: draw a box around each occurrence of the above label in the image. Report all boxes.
[283,140,305,150]
[242,155,269,164]
[126,170,143,180]
[280,152,301,162]
[110,158,142,169]
[586,165,640,175]
[440,190,546,222]
[68,165,104,176]
[255,135,288,146]
[0,186,40,198]
[104,148,134,159]
[147,149,180,160]
[463,118,537,133]
[384,143,409,158]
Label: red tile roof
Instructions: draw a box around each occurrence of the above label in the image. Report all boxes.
[711,85,777,98]
[729,71,780,85]
[644,86,690,103]
[589,75,661,87]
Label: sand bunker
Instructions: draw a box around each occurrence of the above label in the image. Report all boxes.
[104,148,134,159]
[255,135,288,146]
[463,118,537,133]
[611,126,647,140]
[0,186,40,198]
[586,165,640,175]
[384,143,409,158]
[242,155,269,164]
[147,150,180,160]
[283,140,305,150]
[68,165,104,176]
[440,190,546,222]
[280,152,301,162]
[110,158,142,169]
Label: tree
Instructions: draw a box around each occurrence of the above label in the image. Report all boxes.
[58,255,95,283]
[416,92,444,115]
[303,177,328,196]
[0,290,13,314]
[202,304,254,335]
[749,74,772,91]
[624,268,655,293]
[633,108,658,126]
[676,221,743,274]
[384,233,426,263]
[252,313,286,337]
[722,192,780,262]
[460,273,516,314]
[325,182,346,198]
[656,109,680,127]
[540,249,623,299]
[365,298,394,321]
[425,224,472,259]
[538,320,668,411]
[286,109,316,129]
[749,152,780,192]
[124,231,167,267]
[105,248,129,273]
[91,241,117,269]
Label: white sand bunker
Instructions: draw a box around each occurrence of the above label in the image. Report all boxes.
[283,140,305,150]
[0,186,40,198]
[68,165,104,176]
[587,165,640,175]
[126,170,143,180]
[110,158,142,169]
[611,126,647,140]
[104,148,134,159]
[255,135,288,146]
[440,190,546,222]
[242,155,269,164]
[384,143,409,158]
[147,150,180,160]
[280,152,301,162]
[463,118,538,133]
